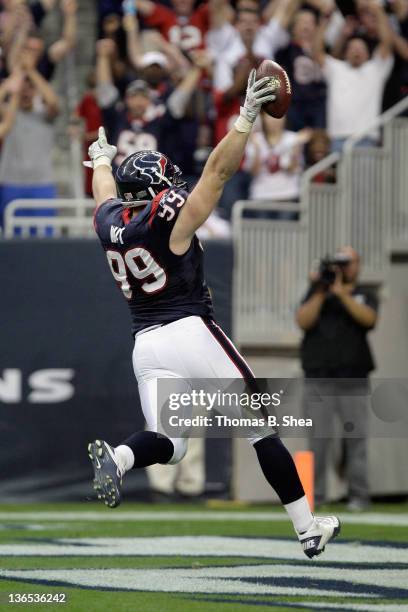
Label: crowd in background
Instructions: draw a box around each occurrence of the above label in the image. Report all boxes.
[0,0,77,228]
[0,0,408,227]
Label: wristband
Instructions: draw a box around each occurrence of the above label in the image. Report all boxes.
[234,110,253,134]
[93,156,113,169]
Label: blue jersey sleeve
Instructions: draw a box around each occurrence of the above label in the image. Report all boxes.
[94,198,124,242]
[94,188,189,251]
[148,186,189,239]
[149,187,188,226]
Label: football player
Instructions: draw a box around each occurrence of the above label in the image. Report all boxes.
[86,70,340,559]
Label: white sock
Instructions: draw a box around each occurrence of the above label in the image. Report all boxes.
[114,444,135,474]
[284,495,314,534]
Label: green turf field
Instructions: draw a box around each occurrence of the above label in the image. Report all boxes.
[0,502,407,612]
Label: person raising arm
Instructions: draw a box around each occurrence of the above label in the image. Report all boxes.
[87,69,276,220]
[170,70,275,254]
[85,69,341,561]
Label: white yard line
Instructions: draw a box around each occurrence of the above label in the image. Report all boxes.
[0,565,386,598]
[1,537,407,610]
[0,511,407,526]
[0,563,406,601]
[0,536,407,563]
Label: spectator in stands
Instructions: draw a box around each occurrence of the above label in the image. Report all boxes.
[136,0,231,53]
[276,8,327,131]
[211,1,297,91]
[101,24,135,97]
[329,13,362,59]
[296,246,378,511]
[72,71,103,197]
[388,0,408,107]
[313,3,394,152]
[0,72,23,194]
[0,0,56,34]
[122,8,192,79]
[328,3,392,62]
[95,37,205,169]
[1,0,31,52]
[355,0,387,53]
[244,112,310,203]
[212,1,297,217]
[305,129,336,183]
[0,61,60,230]
[6,0,78,81]
[100,11,127,58]
[328,2,400,112]
[120,11,181,100]
[137,52,172,96]
[162,48,213,185]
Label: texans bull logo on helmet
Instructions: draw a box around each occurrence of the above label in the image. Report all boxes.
[115,150,188,206]
[130,152,172,188]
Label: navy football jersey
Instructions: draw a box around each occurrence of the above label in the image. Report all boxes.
[102,103,166,169]
[275,43,326,103]
[94,187,214,336]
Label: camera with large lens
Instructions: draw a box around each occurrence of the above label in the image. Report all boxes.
[318,253,352,289]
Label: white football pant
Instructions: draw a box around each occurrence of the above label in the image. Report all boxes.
[132,316,271,464]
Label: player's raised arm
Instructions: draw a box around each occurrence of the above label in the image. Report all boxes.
[84,126,118,207]
[170,70,276,253]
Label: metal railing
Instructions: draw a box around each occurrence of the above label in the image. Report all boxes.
[386,115,408,249]
[64,52,86,200]
[233,96,408,347]
[232,201,307,347]
[3,199,95,238]
[341,95,408,275]
[301,152,341,266]
[301,95,408,279]
[4,96,408,346]
[341,145,390,277]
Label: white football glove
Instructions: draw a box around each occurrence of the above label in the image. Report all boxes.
[83,126,117,169]
[234,69,277,134]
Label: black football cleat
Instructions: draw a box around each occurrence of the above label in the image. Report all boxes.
[298,515,341,559]
[88,439,123,508]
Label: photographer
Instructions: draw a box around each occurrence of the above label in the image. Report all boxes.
[295,246,378,511]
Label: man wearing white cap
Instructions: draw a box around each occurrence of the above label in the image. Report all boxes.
[138,52,171,98]
[95,38,204,169]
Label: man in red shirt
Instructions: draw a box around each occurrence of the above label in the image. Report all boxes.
[74,72,103,196]
[211,7,265,217]
[137,0,229,51]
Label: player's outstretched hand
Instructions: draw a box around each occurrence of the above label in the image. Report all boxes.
[84,127,117,170]
[243,69,277,122]
[235,69,277,133]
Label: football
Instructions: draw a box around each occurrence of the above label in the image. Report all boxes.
[256,59,292,119]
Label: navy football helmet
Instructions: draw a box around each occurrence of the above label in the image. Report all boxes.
[115,150,188,208]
